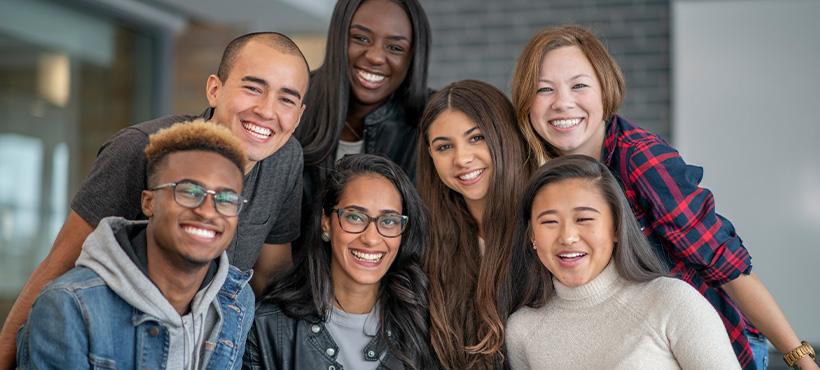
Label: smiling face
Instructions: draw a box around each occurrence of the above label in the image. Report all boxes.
[142,150,243,270]
[322,175,403,293]
[529,45,606,158]
[427,109,494,214]
[206,40,308,173]
[530,178,616,287]
[347,0,413,109]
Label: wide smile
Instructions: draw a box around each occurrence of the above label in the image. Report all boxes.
[350,248,386,263]
[456,168,485,185]
[356,68,387,89]
[181,224,221,241]
[242,121,272,140]
[549,118,582,129]
[557,251,586,261]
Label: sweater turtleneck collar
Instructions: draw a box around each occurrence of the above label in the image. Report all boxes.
[552,260,620,307]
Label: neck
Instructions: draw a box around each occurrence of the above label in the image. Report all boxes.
[243,160,257,175]
[145,240,210,315]
[332,278,378,315]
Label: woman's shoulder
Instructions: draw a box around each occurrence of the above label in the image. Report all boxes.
[625,276,712,315]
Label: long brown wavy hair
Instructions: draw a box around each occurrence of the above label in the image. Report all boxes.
[416,79,533,369]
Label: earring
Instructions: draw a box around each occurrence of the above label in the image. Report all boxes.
[532,241,537,250]
[321,231,330,242]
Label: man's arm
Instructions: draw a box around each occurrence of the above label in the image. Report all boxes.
[0,210,94,370]
[248,242,292,299]
[723,271,819,370]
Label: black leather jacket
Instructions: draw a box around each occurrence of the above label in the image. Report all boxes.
[242,303,405,370]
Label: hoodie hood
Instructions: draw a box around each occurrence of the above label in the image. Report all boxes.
[76,217,232,369]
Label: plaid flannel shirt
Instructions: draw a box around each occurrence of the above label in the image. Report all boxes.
[602,115,756,370]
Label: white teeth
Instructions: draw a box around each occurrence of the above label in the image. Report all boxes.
[350,249,385,263]
[358,69,385,83]
[458,169,484,181]
[183,225,216,239]
[550,118,581,128]
[558,252,585,259]
[242,122,272,139]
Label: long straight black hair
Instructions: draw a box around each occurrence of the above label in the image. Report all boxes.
[294,0,431,168]
[262,154,436,369]
[505,155,667,314]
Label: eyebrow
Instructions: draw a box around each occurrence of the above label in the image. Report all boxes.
[536,206,601,218]
[538,74,592,84]
[241,76,302,100]
[350,24,411,43]
[430,126,479,144]
[344,205,401,215]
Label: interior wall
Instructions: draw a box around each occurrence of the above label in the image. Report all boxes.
[673,0,820,343]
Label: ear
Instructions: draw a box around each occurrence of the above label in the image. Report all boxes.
[205,74,222,109]
[321,212,331,236]
[141,190,155,218]
[295,103,306,129]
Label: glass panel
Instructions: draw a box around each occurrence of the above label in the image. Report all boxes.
[0,0,157,300]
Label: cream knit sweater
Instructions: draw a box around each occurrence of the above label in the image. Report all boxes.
[506,262,741,370]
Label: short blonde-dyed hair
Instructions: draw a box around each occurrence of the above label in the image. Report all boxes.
[144,119,247,187]
[512,25,626,166]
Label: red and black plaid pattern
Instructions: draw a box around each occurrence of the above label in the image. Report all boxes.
[601,115,757,370]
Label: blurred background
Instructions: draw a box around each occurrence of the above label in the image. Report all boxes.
[0,0,816,363]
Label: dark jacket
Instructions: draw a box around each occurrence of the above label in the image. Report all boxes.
[302,93,421,205]
[242,303,405,370]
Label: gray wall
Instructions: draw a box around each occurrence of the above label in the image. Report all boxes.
[421,0,671,138]
[673,0,820,344]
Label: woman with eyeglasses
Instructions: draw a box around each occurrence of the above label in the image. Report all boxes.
[416,80,534,370]
[242,154,437,370]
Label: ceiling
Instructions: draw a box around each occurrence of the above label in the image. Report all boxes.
[148,0,336,34]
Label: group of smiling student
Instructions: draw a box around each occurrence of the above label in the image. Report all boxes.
[2,0,817,369]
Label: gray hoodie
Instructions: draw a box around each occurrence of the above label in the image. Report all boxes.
[76,217,230,370]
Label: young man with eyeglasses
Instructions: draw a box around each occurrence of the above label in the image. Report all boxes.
[1,32,310,369]
[17,120,255,369]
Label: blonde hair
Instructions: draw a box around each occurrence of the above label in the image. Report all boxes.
[512,25,626,166]
[144,119,247,186]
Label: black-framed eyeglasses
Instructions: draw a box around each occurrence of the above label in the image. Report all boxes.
[332,208,408,238]
[151,182,247,217]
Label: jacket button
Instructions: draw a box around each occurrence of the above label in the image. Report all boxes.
[311,324,321,333]
[149,327,160,337]
[367,350,376,358]
[326,348,335,357]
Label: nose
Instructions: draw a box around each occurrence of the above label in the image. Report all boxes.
[560,223,579,245]
[253,93,278,120]
[359,220,383,246]
[454,145,474,167]
[364,43,386,65]
[192,192,221,219]
[551,88,575,111]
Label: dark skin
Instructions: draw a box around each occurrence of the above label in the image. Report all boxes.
[342,0,413,142]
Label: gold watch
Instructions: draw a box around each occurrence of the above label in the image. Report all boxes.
[784,341,815,368]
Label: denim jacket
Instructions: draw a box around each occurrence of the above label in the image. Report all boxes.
[16,218,255,370]
[242,303,404,370]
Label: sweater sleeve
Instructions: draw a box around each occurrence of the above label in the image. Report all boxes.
[662,279,742,369]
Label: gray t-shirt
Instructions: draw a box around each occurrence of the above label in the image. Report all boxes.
[325,305,380,370]
[71,107,303,271]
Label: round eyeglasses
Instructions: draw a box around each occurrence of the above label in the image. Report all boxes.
[332,208,408,238]
[151,182,247,217]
